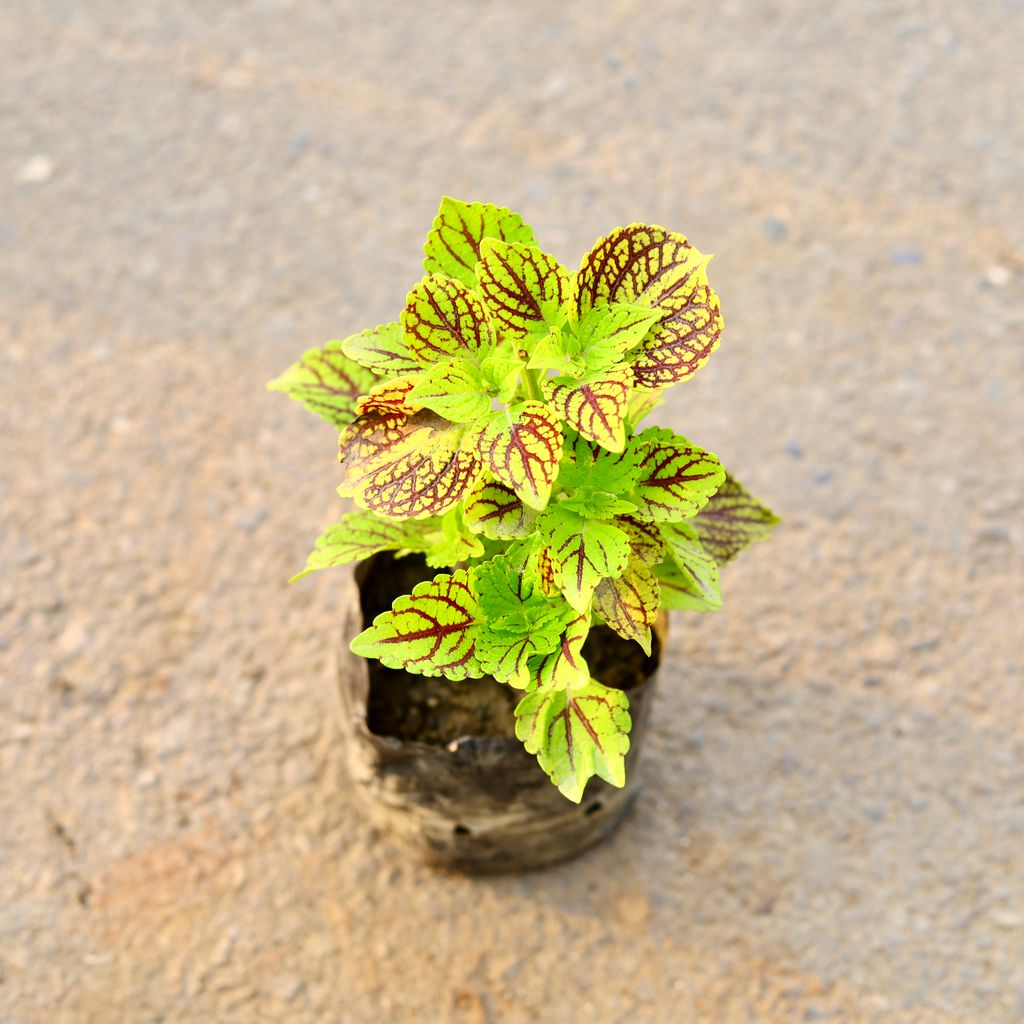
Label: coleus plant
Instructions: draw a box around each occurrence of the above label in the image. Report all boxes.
[269,197,778,802]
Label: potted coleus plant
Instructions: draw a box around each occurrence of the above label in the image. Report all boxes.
[270,197,777,871]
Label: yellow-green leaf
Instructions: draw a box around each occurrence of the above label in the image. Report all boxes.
[407,359,491,424]
[575,303,662,373]
[340,322,420,376]
[526,613,590,691]
[473,402,563,510]
[267,341,378,427]
[593,558,660,655]
[631,427,725,521]
[292,512,426,581]
[402,274,495,364]
[545,367,632,453]
[351,568,484,679]
[476,239,569,337]
[538,505,631,611]
[340,412,482,520]
[515,678,632,802]
[423,197,537,288]
[572,223,723,389]
[463,478,537,540]
[658,522,722,611]
[692,474,780,563]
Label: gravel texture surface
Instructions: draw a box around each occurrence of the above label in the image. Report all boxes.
[2,2,1023,1021]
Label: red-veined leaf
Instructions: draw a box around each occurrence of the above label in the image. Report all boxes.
[571,223,722,389]
[692,474,780,563]
[473,402,563,510]
[615,515,664,566]
[350,568,484,680]
[526,613,590,691]
[545,367,632,453]
[658,522,722,611]
[340,322,420,375]
[631,427,725,521]
[538,505,631,611]
[267,341,378,427]
[593,558,660,655]
[423,197,537,288]
[402,274,494,364]
[515,678,632,802]
[463,478,538,539]
[476,239,569,337]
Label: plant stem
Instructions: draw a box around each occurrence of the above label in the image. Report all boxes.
[521,368,544,403]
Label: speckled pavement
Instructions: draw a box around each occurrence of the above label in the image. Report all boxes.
[2,2,1022,1021]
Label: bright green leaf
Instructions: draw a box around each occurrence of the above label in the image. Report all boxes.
[574,303,662,373]
[407,359,492,424]
[267,341,378,427]
[658,522,722,611]
[480,352,525,403]
[515,678,632,802]
[350,568,485,679]
[423,197,537,288]
[473,556,574,687]
[538,505,631,611]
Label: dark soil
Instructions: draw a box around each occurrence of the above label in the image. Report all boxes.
[358,553,660,745]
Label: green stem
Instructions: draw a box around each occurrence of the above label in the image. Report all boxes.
[521,368,544,403]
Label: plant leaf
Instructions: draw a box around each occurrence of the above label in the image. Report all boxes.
[354,376,423,417]
[476,239,569,337]
[593,558,660,654]
[402,274,495,364]
[340,322,420,376]
[463,478,538,539]
[545,367,633,453]
[627,388,664,428]
[615,514,664,566]
[526,326,583,375]
[423,196,537,288]
[515,678,632,802]
[473,402,563,510]
[575,303,662,373]
[407,359,492,424]
[630,427,725,521]
[473,557,574,687]
[572,223,723,389]
[658,522,722,611]
[267,341,378,427]
[538,505,631,611]
[692,474,780,564]
[422,506,486,568]
[351,568,484,679]
[292,512,427,582]
[526,613,590,691]
[340,412,482,520]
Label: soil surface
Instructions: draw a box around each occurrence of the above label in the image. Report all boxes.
[3,2,1023,1023]
[360,554,655,744]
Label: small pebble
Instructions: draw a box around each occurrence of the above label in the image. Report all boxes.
[16,155,54,185]
[890,249,924,266]
[985,265,1011,287]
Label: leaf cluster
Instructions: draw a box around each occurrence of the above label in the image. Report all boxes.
[269,198,778,801]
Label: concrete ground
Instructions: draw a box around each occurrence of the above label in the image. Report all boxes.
[2,2,1022,1021]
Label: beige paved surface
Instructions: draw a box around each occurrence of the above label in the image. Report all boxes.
[2,2,1023,1021]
